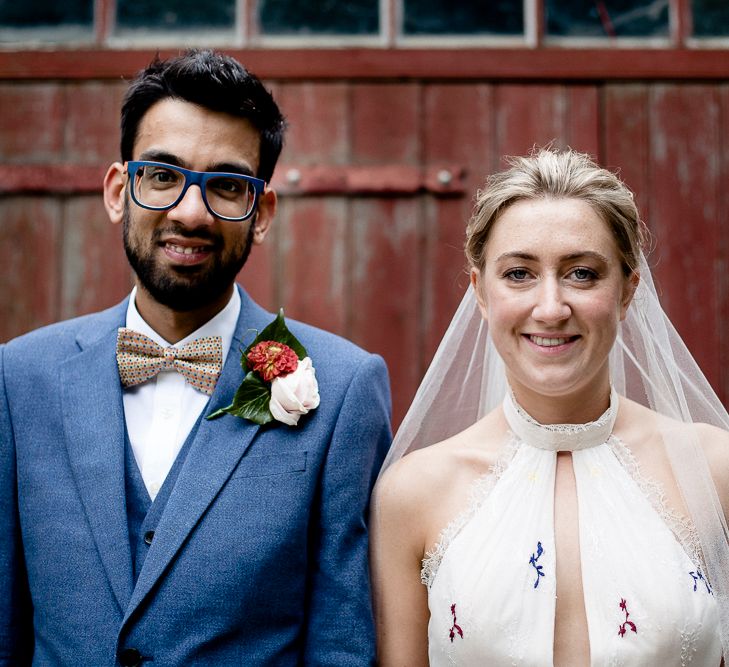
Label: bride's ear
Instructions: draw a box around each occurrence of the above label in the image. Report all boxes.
[620,270,640,321]
[470,268,489,322]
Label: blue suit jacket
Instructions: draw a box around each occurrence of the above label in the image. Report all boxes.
[0,286,391,666]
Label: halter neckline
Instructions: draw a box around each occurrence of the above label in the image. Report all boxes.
[502,388,618,452]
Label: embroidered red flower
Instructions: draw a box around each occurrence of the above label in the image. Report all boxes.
[247,341,298,382]
[449,603,463,642]
[618,598,637,637]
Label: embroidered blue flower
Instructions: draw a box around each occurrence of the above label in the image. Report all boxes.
[529,541,545,589]
[689,569,712,594]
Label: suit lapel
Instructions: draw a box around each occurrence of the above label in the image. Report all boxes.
[61,304,134,613]
[124,287,270,621]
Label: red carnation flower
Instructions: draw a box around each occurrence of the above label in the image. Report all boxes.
[247,341,298,382]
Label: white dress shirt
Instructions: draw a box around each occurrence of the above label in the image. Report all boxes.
[122,287,240,500]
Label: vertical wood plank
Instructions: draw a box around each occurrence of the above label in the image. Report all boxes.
[349,83,422,426]
[0,198,61,341]
[718,84,729,407]
[237,218,277,311]
[495,84,568,160]
[63,81,127,163]
[566,85,599,156]
[350,197,421,425]
[648,84,722,390]
[277,196,348,335]
[235,81,282,310]
[350,83,421,165]
[602,84,651,221]
[270,82,351,333]
[275,82,350,165]
[495,84,599,160]
[0,83,65,162]
[60,195,131,319]
[422,83,495,368]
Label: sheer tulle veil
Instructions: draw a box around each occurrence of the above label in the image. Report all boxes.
[377,210,729,656]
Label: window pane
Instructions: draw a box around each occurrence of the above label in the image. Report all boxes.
[0,0,92,28]
[117,0,235,30]
[693,0,729,36]
[546,0,669,37]
[404,0,523,35]
[258,0,378,35]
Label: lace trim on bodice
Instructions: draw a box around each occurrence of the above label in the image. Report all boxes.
[421,434,520,588]
[607,434,703,567]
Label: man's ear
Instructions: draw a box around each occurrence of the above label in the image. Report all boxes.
[103,162,126,225]
[252,187,277,245]
[470,267,489,322]
[620,271,640,321]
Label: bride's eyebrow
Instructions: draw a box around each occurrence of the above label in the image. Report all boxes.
[494,251,538,262]
[494,251,610,264]
[561,251,609,264]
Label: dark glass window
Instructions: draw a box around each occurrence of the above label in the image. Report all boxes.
[0,0,92,29]
[546,0,669,37]
[117,0,235,30]
[403,0,523,35]
[693,0,729,36]
[258,0,378,35]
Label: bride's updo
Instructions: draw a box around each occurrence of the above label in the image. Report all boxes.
[465,148,647,277]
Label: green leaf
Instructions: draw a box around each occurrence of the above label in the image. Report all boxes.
[244,309,308,361]
[206,372,273,425]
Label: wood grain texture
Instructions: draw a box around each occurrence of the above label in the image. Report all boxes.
[0,75,726,418]
[0,198,62,340]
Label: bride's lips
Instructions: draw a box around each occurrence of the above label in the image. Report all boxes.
[523,333,581,353]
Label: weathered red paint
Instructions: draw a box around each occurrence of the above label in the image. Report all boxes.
[1,49,729,81]
[1,75,727,422]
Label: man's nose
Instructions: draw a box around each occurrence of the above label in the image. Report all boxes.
[532,278,571,322]
[167,184,215,228]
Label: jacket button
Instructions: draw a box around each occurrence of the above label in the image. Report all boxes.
[118,647,143,666]
[143,530,154,545]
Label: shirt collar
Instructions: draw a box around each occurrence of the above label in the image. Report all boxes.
[125,286,241,363]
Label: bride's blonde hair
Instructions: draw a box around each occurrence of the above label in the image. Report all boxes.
[466,148,647,277]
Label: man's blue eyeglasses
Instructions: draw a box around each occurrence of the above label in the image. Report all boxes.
[125,160,266,222]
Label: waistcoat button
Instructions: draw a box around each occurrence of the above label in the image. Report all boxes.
[118,647,143,666]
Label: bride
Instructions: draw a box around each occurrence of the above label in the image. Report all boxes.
[371,149,729,666]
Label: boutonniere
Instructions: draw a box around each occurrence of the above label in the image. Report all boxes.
[208,310,320,426]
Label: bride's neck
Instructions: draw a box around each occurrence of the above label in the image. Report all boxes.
[508,378,612,425]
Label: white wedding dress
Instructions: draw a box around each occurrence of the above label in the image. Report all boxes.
[424,390,721,666]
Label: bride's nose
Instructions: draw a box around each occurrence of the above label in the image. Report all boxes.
[532,277,571,323]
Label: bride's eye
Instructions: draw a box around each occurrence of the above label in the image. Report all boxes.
[570,267,598,282]
[504,268,530,281]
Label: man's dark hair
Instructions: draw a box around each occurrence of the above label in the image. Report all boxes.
[120,50,286,182]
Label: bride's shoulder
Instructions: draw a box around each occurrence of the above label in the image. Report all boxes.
[616,396,729,447]
[615,395,729,492]
[374,407,508,512]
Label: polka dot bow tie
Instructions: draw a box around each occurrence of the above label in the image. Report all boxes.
[116,327,223,396]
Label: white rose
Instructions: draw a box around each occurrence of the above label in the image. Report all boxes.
[269,357,320,426]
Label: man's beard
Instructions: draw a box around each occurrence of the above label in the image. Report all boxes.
[122,204,255,312]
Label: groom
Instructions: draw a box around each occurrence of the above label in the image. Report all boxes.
[0,50,391,665]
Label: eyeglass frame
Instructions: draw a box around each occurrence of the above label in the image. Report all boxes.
[125,160,267,222]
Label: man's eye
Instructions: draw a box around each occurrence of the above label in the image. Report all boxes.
[213,178,244,194]
[150,169,178,183]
